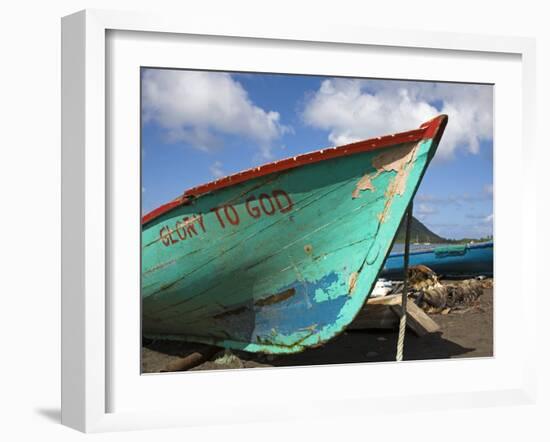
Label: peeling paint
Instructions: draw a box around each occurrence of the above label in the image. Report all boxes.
[298,323,318,332]
[312,272,343,303]
[375,142,419,222]
[348,272,359,295]
[372,142,418,174]
[255,287,296,306]
[352,174,376,198]
[352,142,418,200]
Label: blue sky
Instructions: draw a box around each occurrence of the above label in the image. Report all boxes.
[141,68,493,240]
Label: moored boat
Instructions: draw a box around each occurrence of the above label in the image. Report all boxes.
[142,115,448,354]
[381,241,493,280]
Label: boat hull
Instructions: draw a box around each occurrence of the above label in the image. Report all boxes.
[381,242,494,279]
[142,117,447,353]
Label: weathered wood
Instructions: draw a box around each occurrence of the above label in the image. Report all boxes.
[142,116,448,354]
[348,303,399,329]
[160,346,220,372]
[349,294,440,335]
[365,294,403,305]
[390,302,440,336]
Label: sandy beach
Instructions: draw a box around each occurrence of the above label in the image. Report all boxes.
[141,283,493,373]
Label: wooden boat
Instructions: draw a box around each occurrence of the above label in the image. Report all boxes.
[381,241,493,280]
[142,115,448,354]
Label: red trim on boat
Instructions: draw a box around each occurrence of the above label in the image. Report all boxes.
[142,115,448,225]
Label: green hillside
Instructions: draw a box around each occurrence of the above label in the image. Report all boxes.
[394,216,446,244]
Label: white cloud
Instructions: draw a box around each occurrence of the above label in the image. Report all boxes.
[302,79,493,160]
[416,203,437,216]
[417,186,493,206]
[209,161,225,179]
[142,69,289,159]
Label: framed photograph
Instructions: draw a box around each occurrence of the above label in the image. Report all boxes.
[61,9,536,432]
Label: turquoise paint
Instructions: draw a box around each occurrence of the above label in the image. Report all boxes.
[142,122,446,354]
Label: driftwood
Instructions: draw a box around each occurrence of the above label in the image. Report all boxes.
[161,346,221,372]
[349,266,491,332]
[390,265,491,313]
[415,279,488,313]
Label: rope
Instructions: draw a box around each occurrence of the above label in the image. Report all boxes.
[396,314,407,361]
[396,202,413,362]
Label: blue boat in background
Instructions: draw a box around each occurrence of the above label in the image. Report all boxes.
[381,241,493,279]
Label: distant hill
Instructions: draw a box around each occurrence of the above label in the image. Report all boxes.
[394,216,446,244]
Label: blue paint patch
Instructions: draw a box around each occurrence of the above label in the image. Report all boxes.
[250,271,349,345]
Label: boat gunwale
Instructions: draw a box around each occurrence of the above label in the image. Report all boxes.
[142,115,448,226]
[386,241,493,259]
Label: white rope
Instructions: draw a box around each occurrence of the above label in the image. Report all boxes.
[396,308,407,361]
[395,202,412,362]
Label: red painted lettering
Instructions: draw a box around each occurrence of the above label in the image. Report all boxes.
[245,196,261,219]
[224,205,240,225]
[211,207,226,228]
[160,226,171,246]
[184,217,198,237]
[168,229,179,245]
[196,214,206,233]
[175,220,187,240]
[259,193,275,215]
[273,189,293,213]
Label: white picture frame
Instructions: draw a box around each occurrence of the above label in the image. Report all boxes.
[61,9,537,433]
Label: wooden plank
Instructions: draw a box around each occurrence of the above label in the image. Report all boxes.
[365,294,402,305]
[390,302,440,336]
[349,294,440,334]
[348,303,398,330]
